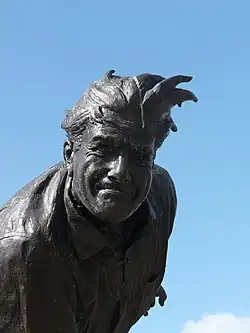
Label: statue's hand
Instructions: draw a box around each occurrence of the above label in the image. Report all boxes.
[144,285,167,316]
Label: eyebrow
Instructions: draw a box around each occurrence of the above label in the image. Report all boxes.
[90,135,153,151]
[90,135,121,144]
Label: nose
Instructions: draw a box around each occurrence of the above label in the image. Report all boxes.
[107,153,129,182]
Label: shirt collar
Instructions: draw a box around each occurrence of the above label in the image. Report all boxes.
[64,176,115,261]
[63,175,156,261]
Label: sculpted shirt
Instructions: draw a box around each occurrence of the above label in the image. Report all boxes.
[0,162,176,333]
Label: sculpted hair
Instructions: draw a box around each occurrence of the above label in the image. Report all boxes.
[61,71,136,149]
[61,70,198,150]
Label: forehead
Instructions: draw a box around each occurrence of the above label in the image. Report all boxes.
[85,124,154,147]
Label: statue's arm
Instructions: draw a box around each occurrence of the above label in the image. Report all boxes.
[144,166,177,316]
[157,167,177,300]
[0,237,78,333]
[0,239,20,332]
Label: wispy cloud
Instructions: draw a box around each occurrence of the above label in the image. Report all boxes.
[181,313,250,333]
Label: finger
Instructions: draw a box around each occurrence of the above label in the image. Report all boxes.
[168,88,198,106]
[146,75,193,97]
[162,75,193,87]
[171,123,178,132]
[170,118,178,132]
[143,83,198,108]
[149,75,193,96]
[158,286,167,306]
[159,297,166,307]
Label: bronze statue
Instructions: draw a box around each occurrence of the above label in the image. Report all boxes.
[0,70,197,332]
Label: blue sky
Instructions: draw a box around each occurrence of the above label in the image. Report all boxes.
[1,1,250,332]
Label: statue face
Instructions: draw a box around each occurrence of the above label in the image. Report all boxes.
[68,123,155,223]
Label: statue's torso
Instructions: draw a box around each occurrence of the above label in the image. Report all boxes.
[0,163,176,333]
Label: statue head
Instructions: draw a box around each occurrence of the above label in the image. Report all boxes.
[61,70,197,223]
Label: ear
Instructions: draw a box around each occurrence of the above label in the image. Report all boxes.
[63,140,74,164]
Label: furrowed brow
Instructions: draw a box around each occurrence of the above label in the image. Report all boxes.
[90,135,120,145]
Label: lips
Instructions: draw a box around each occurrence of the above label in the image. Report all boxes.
[94,178,139,198]
[95,182,124,193]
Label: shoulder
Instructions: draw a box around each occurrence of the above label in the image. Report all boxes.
[0,235,26,327]
[152,164,175,185]
[0,162,67,240]
[0,234,27,263]
[151,164,177,205]
[150,164,177,238]
[0,235,26,305]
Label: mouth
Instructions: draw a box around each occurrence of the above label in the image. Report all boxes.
[94,181,136,198]
[99,189,123,196]
[95,182,123,194]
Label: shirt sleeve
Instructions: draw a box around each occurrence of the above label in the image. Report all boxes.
[153,165,177,240]
[0,237,22,332]
[148,165,177,282]
[1,237,79,333]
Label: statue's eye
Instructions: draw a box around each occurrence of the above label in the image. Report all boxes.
[96,144,113,155]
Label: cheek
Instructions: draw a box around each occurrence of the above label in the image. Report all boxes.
[74,156,104,187]
[72,156,90,187]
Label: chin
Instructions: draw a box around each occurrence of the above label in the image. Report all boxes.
[94,206,133,223]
